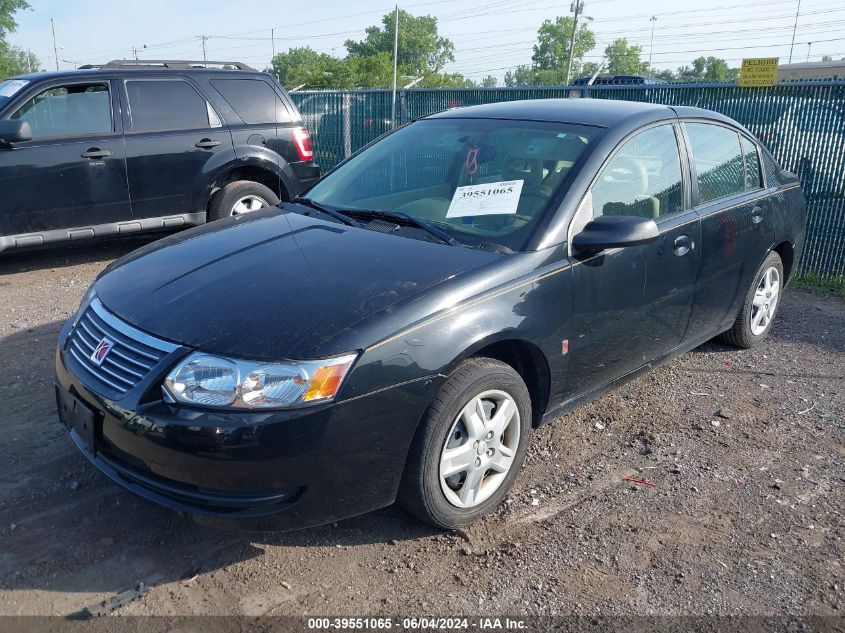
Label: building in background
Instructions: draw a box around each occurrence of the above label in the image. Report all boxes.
[778,60,845,81]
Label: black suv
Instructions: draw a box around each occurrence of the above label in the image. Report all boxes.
[0,60,319,254]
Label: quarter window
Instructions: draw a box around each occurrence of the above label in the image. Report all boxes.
[741,136,762,190]
[590,124,684,220]
[126,80,210,132]
[686,122,744,204]
[211,79,291,124]
[11,83,111,139]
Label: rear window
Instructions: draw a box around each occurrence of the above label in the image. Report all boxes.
[211,78,291,124]
[686,122,744,204]
[126,80,210,132]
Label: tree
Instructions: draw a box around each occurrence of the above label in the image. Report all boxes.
[531,16,595,82]
[0,0,38,80]
[603,38,648,76]
[269,48,352,89]
[821,55,833,62]
[481,75,497,88]
[504,65,535,87]
[345,9,454,75]
[0,41,39,77]
[677,56,738,82]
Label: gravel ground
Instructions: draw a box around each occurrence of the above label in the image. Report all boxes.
[0,236,842,619]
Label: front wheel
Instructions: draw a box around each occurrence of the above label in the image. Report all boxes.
[718,251,784,348]
[398,357,532,529]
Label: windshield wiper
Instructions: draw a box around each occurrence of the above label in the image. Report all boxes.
[292,197,363,228]
[347,209,459,246]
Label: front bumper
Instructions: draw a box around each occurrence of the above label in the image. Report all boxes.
[55,318,438,531]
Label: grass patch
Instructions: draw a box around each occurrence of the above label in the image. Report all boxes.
[791,271,845,298]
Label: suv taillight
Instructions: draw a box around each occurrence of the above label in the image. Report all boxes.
[291,127,313,161]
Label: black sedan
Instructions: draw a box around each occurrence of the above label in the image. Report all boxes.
[55,99,806,531]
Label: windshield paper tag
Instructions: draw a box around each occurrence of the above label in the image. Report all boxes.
[0,79,29,97]
[446,180,524,218]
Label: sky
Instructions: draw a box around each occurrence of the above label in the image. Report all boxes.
[8,0,845,82]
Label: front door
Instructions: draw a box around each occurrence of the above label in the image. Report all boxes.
[0,78,130,236]
[565,122,700,399]
[120,77,232,220]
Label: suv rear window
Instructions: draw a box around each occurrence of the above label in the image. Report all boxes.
[126,80,210,132]
[211,78,290,124]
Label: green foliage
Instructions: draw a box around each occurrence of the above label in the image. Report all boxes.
[791,271,845,298]
[532,16,595,80]
[345,9,454,75]
[0,41,39,78]
[0,0,28,37]
[821,55,833,62]
[677,56,739,82]
[0,0,38,80]
[268,10,474,90]
[603,38,648,75]
[480,75,497,88]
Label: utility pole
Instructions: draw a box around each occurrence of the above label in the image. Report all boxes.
[200,35,208,62]
[391,4,399,126]
[649,16,657,74]
[565,0,583,85]
[51,18,59,70]
[806,41,812,62]
[271,28,276,60]
[788,0,801,63]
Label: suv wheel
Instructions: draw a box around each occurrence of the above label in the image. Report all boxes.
[398,357,532,529]
[209,181,280,221]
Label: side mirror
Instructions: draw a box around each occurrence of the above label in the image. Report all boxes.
[0,119,32,144]
[572,215,659,252]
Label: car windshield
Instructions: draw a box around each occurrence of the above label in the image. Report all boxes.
[306,117,599,251]
[0,79,29,110]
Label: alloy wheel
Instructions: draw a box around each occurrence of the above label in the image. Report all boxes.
[750,266,780,336]
[439,389,521,509]
[231,195,268,216]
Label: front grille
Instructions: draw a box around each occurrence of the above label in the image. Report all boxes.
[66,298,178,399]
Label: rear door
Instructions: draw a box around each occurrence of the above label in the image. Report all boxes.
[121,77,233,221]
[0,78,131,237]
[683,121,775,337]
[565,122,700,398]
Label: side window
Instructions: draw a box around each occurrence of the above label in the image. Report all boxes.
[11,83,111,139]
[741,136,762,190]
[126,80,210,132]
[210,79,291,124]
[590,124,684,220]
[686,122,744,204]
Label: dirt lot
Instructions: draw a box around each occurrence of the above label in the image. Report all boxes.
[0,236,842,619]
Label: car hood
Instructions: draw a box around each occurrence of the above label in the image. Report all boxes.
[95,209,497,360]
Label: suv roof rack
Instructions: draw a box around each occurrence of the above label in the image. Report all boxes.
[78,59,255,71]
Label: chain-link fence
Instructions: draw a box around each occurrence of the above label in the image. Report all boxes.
[290,82,845,277]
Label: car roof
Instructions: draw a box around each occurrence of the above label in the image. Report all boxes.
[425,98,676,128]
[9,68,270,82]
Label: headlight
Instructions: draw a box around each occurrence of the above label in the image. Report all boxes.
[163,352,358,409]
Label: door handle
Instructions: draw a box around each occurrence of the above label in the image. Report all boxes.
[673,234,692,257]
[195,139,221,149]
[751,206,764,224]
[81,148,111,159]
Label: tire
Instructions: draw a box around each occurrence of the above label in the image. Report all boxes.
[398,357,532,529]
[208,181,280,221]
[718,251,784,349]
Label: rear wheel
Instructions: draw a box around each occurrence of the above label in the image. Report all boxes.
[718,251,784,348]
[208,181,280,221]
[398,357,532,529]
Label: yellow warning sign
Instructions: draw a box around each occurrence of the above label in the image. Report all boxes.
[739,57,779,87]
